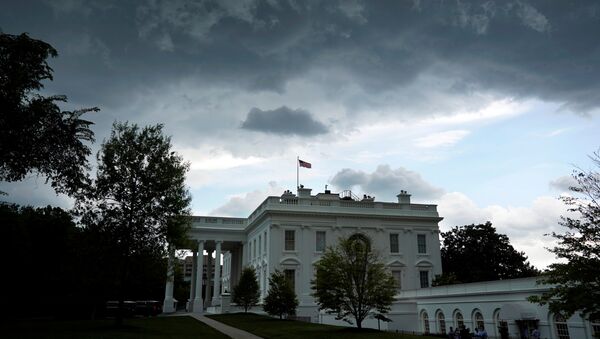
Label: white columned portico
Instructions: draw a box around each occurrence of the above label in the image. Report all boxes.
[162,246,176,313]
[193,240,204,313]
[212,241,222,306]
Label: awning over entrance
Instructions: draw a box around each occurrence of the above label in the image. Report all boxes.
[499,303,539,321]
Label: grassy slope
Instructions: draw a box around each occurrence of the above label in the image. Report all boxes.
[208,313,439,339]
[5,316,231,339]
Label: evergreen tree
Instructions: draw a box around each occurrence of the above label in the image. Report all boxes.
[263,269,299,319]
[232,267,260,313]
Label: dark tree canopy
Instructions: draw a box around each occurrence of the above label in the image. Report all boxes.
[311,233,396,330]
[0,203,170,320]
[263,269,298,319]
[529,151,600,319]
[0,32,97,196]
[76,122,191,324]
[436,222,538,285]
[232,267,260,313]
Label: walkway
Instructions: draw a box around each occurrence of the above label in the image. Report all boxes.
[187,313,264,339]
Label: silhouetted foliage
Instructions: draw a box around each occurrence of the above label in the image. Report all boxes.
[76,122,191,324]
[263,269,298,319]
[0,32,98,196]
[0,203,172,320]
[0,203,79,318]
[311,233,396,330]
[439,222,538,285]
[529,150,600,319]
[232,267,260,313]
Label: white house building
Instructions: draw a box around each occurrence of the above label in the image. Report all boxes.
[162,186,599,339]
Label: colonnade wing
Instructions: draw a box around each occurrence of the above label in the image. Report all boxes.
[168,227,247,314]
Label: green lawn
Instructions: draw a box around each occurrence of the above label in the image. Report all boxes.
[5,316,231,339]
[207,313,440,339]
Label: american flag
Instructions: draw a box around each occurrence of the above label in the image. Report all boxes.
[299,159,312,168]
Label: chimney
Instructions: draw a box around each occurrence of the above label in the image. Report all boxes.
[297,185,312,198]
[397,190,411,204]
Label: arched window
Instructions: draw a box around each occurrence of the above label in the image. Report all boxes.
[493,309,503,339]
[437,311,446,334]
[554,314,570,339]
[454,311,464,328]
[421,310,430,334]
[473,310,484,330]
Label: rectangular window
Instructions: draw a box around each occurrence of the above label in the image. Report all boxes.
[417,234,427,254]
[285,230,295,251]
[390,233,399,253]
[420,271,429,288]
[316,231,326,252]
[258,235,262,256]
[392,270,402,291]
[253,239,256,259]
[264,232,267,253]
[284,269,295,291]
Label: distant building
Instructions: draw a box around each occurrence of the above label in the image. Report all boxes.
[162,186,598,339]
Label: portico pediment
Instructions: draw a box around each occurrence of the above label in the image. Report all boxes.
[387,259,406,268]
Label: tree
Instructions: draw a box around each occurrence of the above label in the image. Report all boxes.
[528,151,600,319]
[76,122,191,325]
[437,222,538,285]
[311,233,396,329]
[232,267,260,313]
[0,32,98,196]
[0,203,80,318]
[263,269,299,319]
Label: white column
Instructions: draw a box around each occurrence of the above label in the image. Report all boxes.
[162,246,176,313]
[212,241,222,305]
[193,241,204,313]
[187,249,197,312]
[204,250,212,308]
[241,241,247,268]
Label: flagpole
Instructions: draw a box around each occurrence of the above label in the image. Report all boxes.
[296,156,299,190]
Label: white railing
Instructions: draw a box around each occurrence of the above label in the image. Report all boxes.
[245,196,438,224]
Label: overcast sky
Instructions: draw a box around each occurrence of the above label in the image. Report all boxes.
[2,0,599,269]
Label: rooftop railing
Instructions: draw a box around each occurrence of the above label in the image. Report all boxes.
[191,216,247,227]
[246,196,438,224]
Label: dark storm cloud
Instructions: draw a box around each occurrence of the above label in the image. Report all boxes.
[2,0,600,121]
[330,165,444,200]
[241,106,328,136]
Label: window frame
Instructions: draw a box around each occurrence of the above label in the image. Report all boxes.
[315,230,326,252]
[389,233,399,253]
[437,311,446,334]
[421,310,430,334]
[473,310,484,330]
[554,314,571,339]
[454,311,464,329]
[417,234,427,254]
[419,270,430,288]
[284,230,295,252]
[284,269,295,291]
